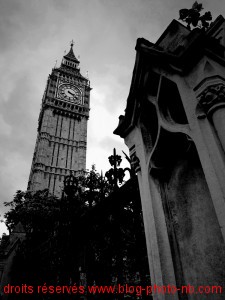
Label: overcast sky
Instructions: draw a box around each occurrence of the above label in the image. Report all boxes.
[0,0,224,235]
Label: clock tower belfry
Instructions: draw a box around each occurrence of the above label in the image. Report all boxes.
[28,42,91,197]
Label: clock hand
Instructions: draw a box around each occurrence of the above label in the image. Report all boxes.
[68,91,75,96]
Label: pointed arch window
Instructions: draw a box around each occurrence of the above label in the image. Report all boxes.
[158,77,188,125]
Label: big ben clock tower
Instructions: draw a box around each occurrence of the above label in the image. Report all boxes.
[28,41,91,197]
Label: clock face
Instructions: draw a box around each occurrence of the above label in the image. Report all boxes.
[58,84,81,103]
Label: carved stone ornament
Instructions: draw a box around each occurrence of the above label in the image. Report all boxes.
[197,83,225,117]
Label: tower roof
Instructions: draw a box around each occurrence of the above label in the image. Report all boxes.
[64,41,80,63]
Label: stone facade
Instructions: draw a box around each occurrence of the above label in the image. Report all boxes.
[115,16,225,299]
[28,43,91,198]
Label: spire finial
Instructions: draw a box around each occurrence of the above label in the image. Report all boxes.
[62,41,79,65]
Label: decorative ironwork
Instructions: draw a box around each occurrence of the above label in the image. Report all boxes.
[122,150,136,178]
[108,148,122,167]
[63,173,79,197]
[105,148,126,189]
[179,2,212,30]
[130,152,141,173]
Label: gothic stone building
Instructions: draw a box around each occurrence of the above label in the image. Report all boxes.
[115,15,225,299]
[28,42,91,198]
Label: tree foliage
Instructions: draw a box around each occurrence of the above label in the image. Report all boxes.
[179,2,212,30]
[3,161,149,289]
[3,166,111,236]
[4,189,60,236]
[80,165,113,207]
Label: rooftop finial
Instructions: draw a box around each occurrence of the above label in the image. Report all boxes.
[62,41,79,64]
[179,2,212,30]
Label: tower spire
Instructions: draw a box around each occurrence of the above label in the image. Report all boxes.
[62,40,80,67]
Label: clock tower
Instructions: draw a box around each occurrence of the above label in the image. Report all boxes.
[28,42,90,197]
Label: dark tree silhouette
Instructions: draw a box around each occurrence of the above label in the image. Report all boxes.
[179,1,212,30]
[4,189,60,237]
[2,157,149,296]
